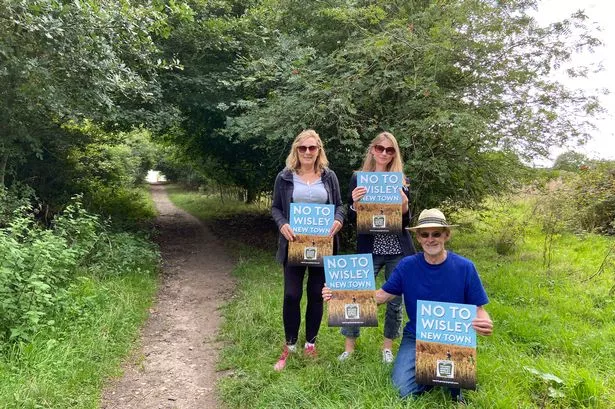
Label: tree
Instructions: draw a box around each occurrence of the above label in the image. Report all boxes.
[153,0,274,201]
[553,151,590,172]
[170,0,603,209]
[0,0,175,188]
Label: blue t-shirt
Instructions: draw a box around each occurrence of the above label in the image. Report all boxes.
[381,251,489,336]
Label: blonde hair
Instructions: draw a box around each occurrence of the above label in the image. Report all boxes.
[360,132,406,180]
[285,129,329,173]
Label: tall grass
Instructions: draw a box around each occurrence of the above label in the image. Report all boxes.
[169,188,615,409]
[0,272,157,408]
[0,197,159,408]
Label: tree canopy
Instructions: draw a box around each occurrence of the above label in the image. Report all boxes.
[156,0,604,209]
[0,0,177,187]
[553,150,590,171]
[1,0,607,214]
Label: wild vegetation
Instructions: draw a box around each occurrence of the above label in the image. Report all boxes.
[5,0,595,213]
[154,0,605,212]
[2,0,609,228]
[168,185,614,409]
[0,195,159,407]
[1,7,165,404]
[1,0,613,408]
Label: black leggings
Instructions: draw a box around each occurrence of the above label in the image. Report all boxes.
[282,264,325,345]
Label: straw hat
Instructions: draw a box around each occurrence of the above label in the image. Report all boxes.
[407,208,458,231]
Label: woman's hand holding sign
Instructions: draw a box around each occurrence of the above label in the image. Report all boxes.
[321,285,332,302]
[329,220,342,237]
[280,223,295,242]
[401,188,409,214]
[351,186,367,203]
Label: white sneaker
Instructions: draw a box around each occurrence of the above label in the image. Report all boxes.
[338,351,352,361]
[382,348,394,364]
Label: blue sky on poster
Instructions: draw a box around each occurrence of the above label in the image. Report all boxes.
[534,0,614,164]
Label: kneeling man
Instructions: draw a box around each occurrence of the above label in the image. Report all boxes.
[323,208,493,403]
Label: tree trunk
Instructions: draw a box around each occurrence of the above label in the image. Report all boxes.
[0,153,7,188]
[246,187,257,204]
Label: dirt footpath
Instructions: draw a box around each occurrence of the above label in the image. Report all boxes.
[101,184,235,409]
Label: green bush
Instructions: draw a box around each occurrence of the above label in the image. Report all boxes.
[87,231,160,279]
[465,196,530,256]
[553,151,590,172]
[61,127,159,228]
[0,195,158,345]
[155,149,211,188]
[0,225,159,408]
[0,199,100,343]
[83,183,157,229]
[0,183,36,227]
[531,161,615,236]
[572,163,615,233]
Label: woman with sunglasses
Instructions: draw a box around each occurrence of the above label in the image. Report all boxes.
[338,131,416,363]
[271,129,345,371]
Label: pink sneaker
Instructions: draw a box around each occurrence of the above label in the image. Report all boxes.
[274,346,290,371]
[304,343,317,358]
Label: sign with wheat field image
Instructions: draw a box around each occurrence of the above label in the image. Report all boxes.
[416,300,478,389]
[324,254,377,327]
[355,172,402,234]
[287,203,334,267]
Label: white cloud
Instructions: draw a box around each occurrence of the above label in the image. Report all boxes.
[534,0,614,164]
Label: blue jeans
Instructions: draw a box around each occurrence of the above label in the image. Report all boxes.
[392,331,463,400]
[341,254,403,340]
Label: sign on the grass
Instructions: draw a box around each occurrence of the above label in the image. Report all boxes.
[324,254,377,327]
[287,203,334,266]
[416,300,478,390]
[355,172,403,234]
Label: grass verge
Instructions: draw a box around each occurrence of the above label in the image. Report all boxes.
[0,272,157,408]
[169,188,615,408]
[0,192,160,409]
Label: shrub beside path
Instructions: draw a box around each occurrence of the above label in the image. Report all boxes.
[101,184,235,409]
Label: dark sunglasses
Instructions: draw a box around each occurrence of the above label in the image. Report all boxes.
[419,231,443,239]
[297,145,319,153]
[373,144,396,155]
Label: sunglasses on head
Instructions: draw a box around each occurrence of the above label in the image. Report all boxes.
[419,231,443,239]
[373,144,396,155]
[297,145,319,153]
